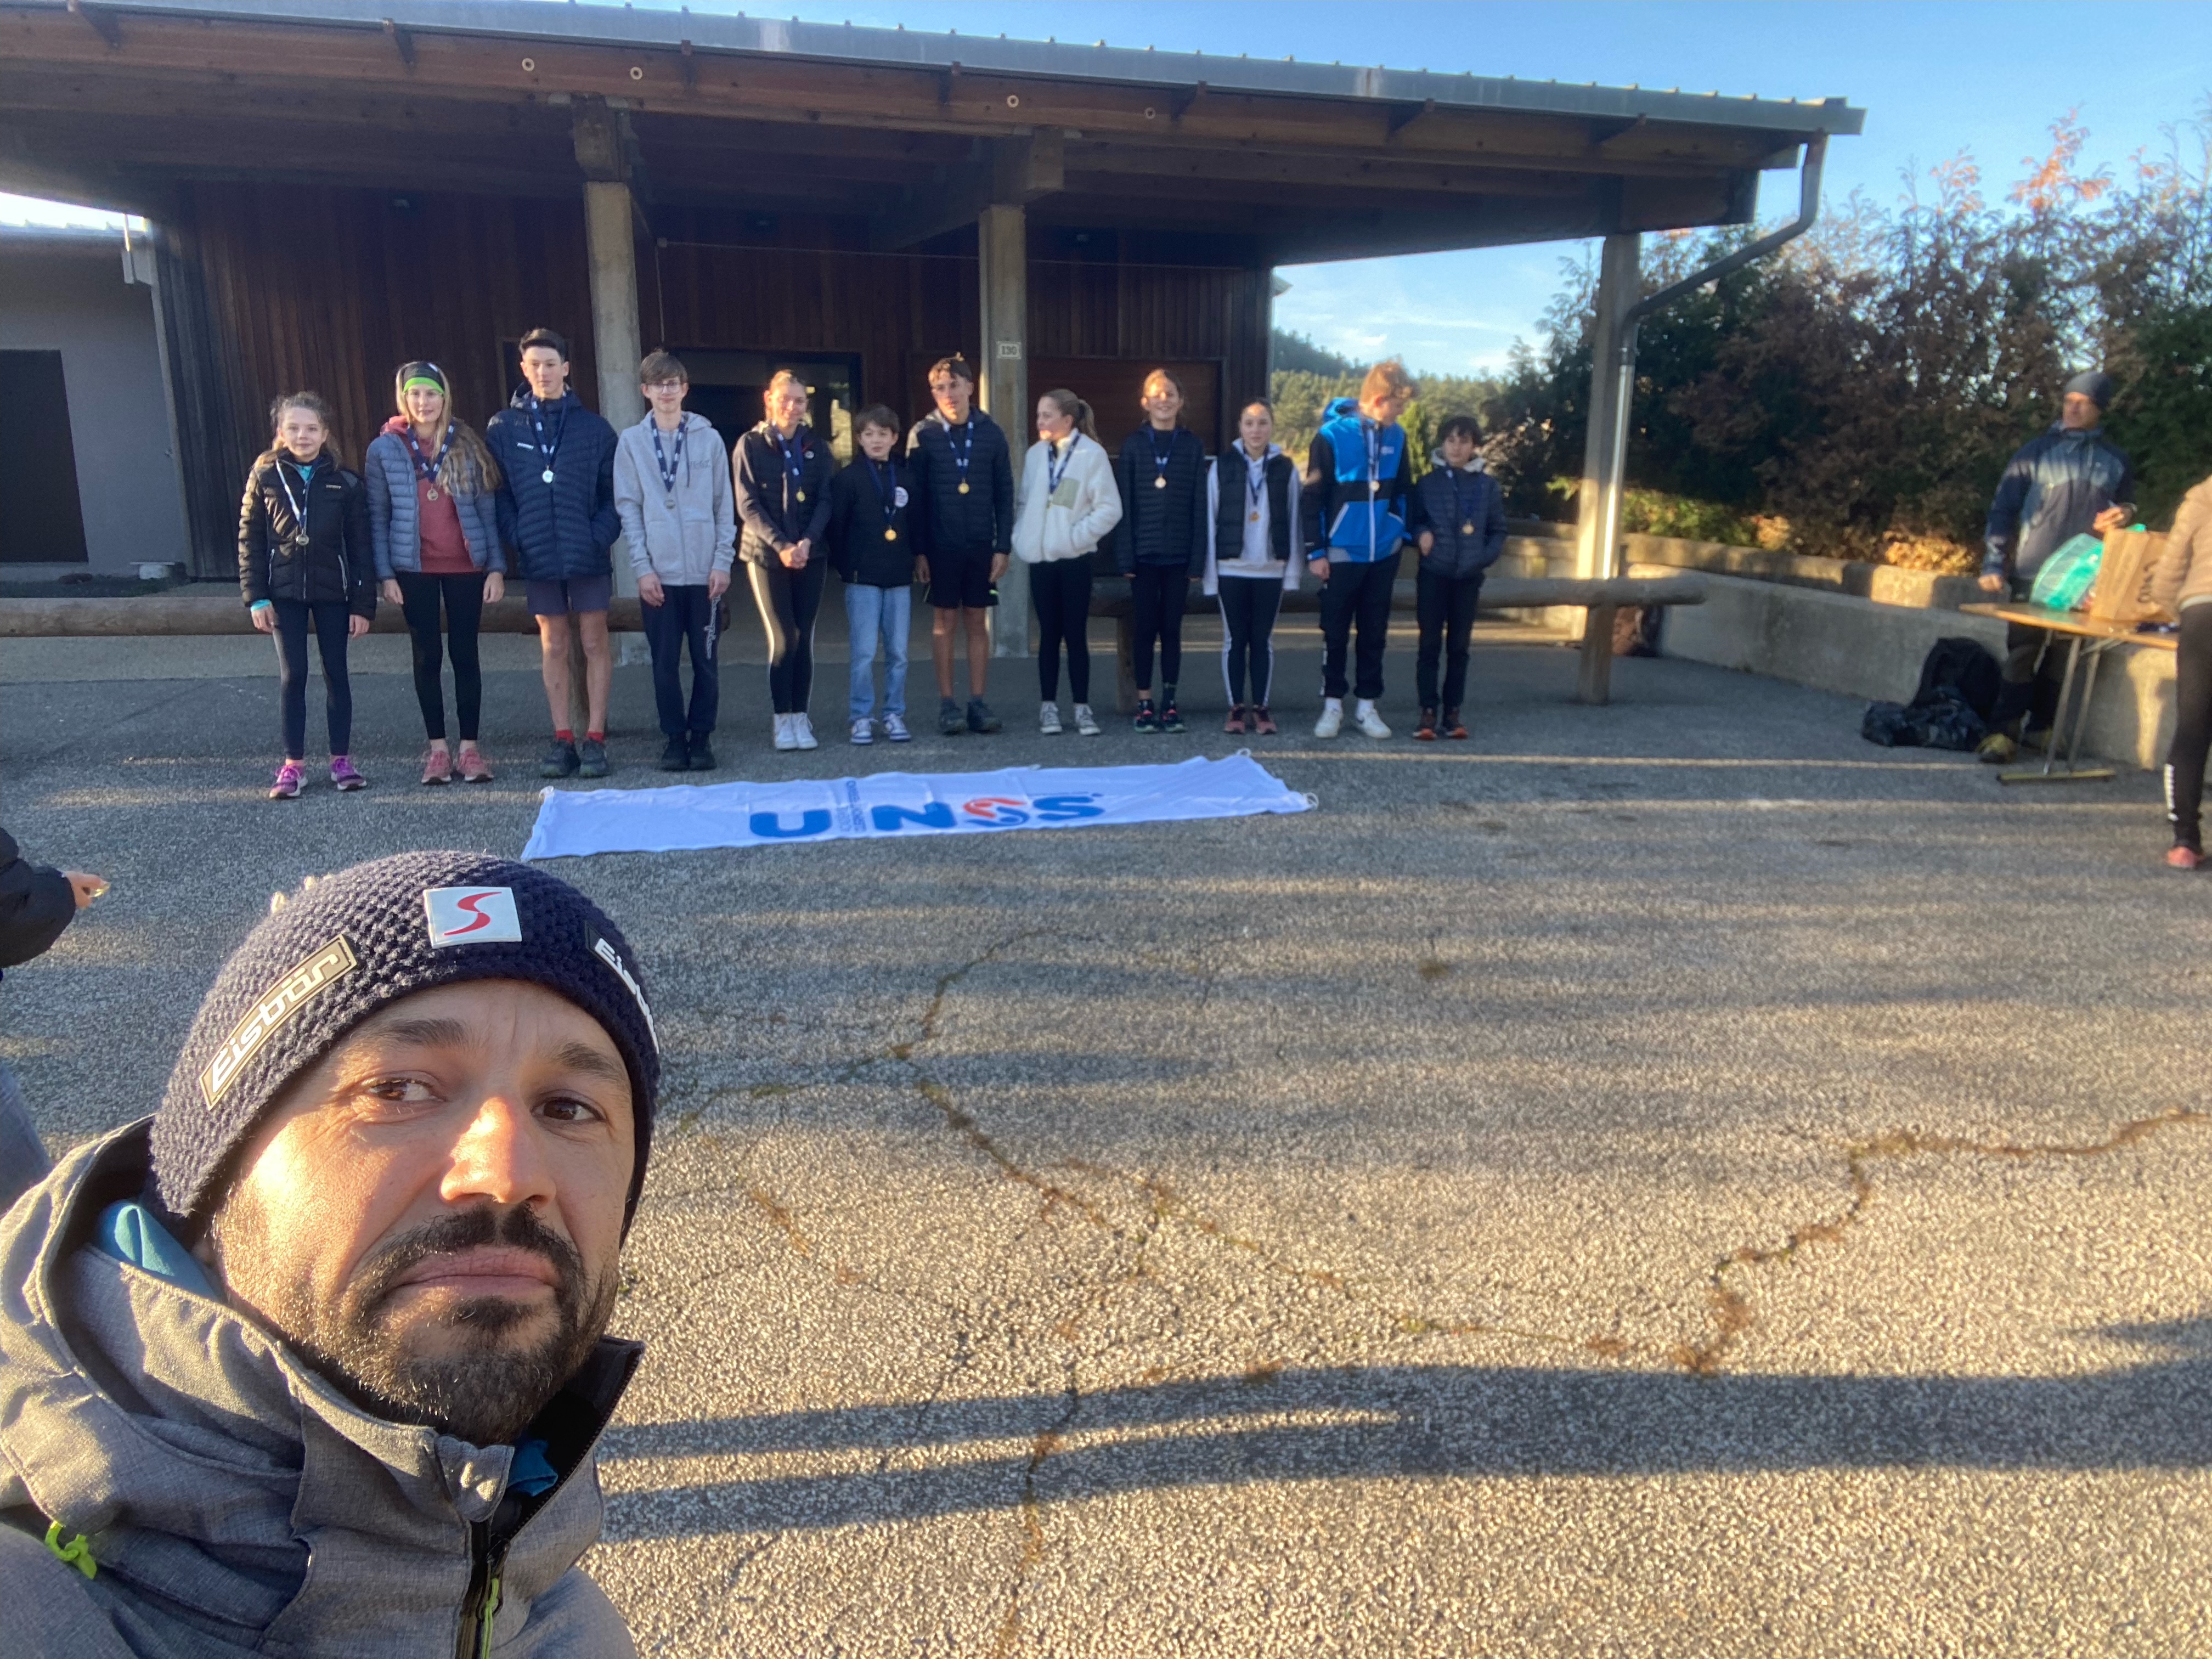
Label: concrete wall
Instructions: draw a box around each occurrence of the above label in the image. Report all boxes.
[0,236,189,574]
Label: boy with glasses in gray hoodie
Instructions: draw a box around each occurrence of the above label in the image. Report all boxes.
[615,352,737,771]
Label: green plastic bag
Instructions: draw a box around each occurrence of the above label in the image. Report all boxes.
[2030,533,2103,611]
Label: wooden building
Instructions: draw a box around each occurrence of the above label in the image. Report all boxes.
[0,0,1860,622]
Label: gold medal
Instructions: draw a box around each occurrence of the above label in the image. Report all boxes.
[885,527,899,541]
[1249,511,1261,523]
[1369,480,1379,494]
[426,487,439,501]
[958,481,970,494]
[1154,475,1167,490]
[1462,521,1474,536]
[795,490,806,504]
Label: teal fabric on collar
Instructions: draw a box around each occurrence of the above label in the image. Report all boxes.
[95,1199,220,1299]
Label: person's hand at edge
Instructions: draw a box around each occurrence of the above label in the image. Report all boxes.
[64,872,106,909]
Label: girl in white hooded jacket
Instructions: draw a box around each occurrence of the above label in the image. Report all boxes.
[1012,388,1123,733]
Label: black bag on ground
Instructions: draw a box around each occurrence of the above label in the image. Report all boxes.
[1861,637,2001,751]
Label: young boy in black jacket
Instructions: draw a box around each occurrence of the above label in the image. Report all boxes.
[1408,414,1508,740]
[827,405,922,744]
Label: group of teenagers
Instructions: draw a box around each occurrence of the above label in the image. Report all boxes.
[239,340,1508,796]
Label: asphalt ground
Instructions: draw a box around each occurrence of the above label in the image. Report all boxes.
[3,611,2209,1658]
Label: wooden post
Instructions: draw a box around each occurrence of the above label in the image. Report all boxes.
[1573,233,1641,586]
[1575,602,1619,705]
[978,201,1030,658]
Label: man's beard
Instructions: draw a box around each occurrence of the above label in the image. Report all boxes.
[213,1197,616,1447]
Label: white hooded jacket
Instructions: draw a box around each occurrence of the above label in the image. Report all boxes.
[1011,432,1121,565]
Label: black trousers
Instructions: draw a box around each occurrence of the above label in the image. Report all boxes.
[1996,618,2066,731]
[396,571,485,742]
[1130,565,1189,692]
[1031,557,1093,703]
[1216,577,1284,707]
[747,556,828,714]
[1415,566,1484,712]
[641,582,720,737]
[2165,605,2212,845]
[1318,552,1401,701]
[270,598,353,759]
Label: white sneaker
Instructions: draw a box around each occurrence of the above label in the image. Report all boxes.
[1354,700,1392,740]
[883,712,912,742]
[1039,701,1063,735]
[1313,699,1344,738]
[772,713,798,752]
[850,718,874,746]
[1073,703,1101,736]
[793,713,819,751]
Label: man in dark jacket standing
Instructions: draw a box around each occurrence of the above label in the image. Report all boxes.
[908,356,1014,736]
[1976,369,2134,762]
[488,329,623,780]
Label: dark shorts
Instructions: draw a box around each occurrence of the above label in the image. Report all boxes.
[927,545,997,612]
[526,574,613,618]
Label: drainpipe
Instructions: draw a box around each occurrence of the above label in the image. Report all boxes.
[1592,134,1828,578]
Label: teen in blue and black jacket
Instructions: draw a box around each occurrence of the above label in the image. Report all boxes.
[1407,415,1507,740]
[1115,369,1211,733]
[1303,363,1417,738]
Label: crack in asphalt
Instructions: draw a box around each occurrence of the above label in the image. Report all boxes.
[988,1358,1083,1659]
[1674,1106,2212,1374]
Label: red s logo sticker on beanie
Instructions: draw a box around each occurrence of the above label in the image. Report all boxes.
[424,886,523,948]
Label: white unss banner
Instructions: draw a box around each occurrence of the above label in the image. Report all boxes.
[521,754,1314,859]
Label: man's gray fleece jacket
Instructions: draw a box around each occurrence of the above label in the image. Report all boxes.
[0,1124,641,1657]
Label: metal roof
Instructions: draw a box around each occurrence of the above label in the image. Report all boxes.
[97,0,1864,137]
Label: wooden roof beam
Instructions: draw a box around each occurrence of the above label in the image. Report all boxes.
[870,128,1061,251]
[64,0,117,49]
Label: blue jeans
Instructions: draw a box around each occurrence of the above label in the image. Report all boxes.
[640,583,719,738]
[844,580,911,721]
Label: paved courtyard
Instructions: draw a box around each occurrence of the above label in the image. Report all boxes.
[3,617,2208,1657]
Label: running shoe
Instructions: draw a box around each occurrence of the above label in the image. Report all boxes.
[1223,706,1246,735]
[1159,692,1186,734]
[851,718,875,746]
[1073,704,1101,736]
[1414,708,1439,742]
[966,698,1001,734]
[938,699,966,737]
[420,746,453,785]
[330,755,367,791]
[2167,843,2204,871]
[1353,702,1392,740]
[884,712,913,742]
[269,761,303,800]
[577,739,608,778]
[659,737,691,772]
[1443,708,1469,741]
[1134,698,1160,733]
[1313,702,1343,738]
[775,714,800,751]
[457,744,494,782]
[540,740,580,778]
[1976,732,2017,765]
[1039,702,1063,735]
[688,738,718,771]
[1251,706,1278,736]
[793,713,820,751]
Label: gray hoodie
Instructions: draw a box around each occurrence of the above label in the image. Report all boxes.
[613,411,736,587]
[0,1124,640,1657]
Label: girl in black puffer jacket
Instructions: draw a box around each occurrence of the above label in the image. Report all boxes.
[238,392,376,798]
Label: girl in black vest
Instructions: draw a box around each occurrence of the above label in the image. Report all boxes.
[238,392,375,799]
[1204,399,1303,736]
[1114,369,1210,733]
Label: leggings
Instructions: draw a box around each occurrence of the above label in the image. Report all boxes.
[1130,565,1189,693]
[1216,576,1283,707]
[1415,566,1484,712]
[747,555,828,714]
[270,598,353,759]
[2165,604,2212,845]
[1031,557,1093,703]
[396,571,484,742]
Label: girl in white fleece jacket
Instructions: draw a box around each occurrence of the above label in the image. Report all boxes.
[1013,388,1122,735]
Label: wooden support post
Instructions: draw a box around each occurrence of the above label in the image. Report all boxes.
[978,200,1030,657]
[1575,602,1619,705]
[1573,233,1641,585]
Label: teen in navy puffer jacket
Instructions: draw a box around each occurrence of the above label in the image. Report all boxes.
[485,377,620,585]
[1407,415,1507,738]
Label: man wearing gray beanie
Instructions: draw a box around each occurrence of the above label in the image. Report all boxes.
[0,851,660,1655]
[1977,369,2135,763]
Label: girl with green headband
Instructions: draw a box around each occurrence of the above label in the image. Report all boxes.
[365,361,507,784]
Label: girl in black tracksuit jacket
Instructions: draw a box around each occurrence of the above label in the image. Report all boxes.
[1114,369,1211,732]
[238,392,376,797]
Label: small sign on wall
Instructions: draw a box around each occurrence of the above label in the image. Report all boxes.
[996,341,1023,360]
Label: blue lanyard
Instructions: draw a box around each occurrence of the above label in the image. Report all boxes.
[528,397,565,472]
[402,423,453,488]
[274,456,315,528]
[1046,437,1077,494]
[772,426,807,494]
[1246,453,1267,511]
[943,415,974,483]
[865,457,899,522]
[1148,428,1176,483]
[651,421,685,493]
[1447,468,1475,527]
[1363,420,1382,485]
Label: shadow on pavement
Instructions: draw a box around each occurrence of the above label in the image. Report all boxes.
[602,1322,2212,1538]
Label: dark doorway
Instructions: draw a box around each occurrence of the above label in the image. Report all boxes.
[0,351,91,563]
[673,351,862,467]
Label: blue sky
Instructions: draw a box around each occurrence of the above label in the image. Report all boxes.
[7,2,2207,375]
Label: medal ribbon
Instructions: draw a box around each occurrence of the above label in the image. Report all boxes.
[528,395,566,477]
[402,422,454,490]
[1246,453,1267,514]
[651,421,686,495]
[1149,427,1175,487]
[274,455,315,537]
[1046,436,1077,495]
[866,456,899,528]
[773,426,807,504]
[945,415,974,489]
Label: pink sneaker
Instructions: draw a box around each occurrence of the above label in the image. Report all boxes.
[330,755,367,792]
[269,761,303,800]
[456,744,494,783]
[420,746,453,786]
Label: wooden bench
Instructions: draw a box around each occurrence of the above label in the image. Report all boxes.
[1088,573,1708,712]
